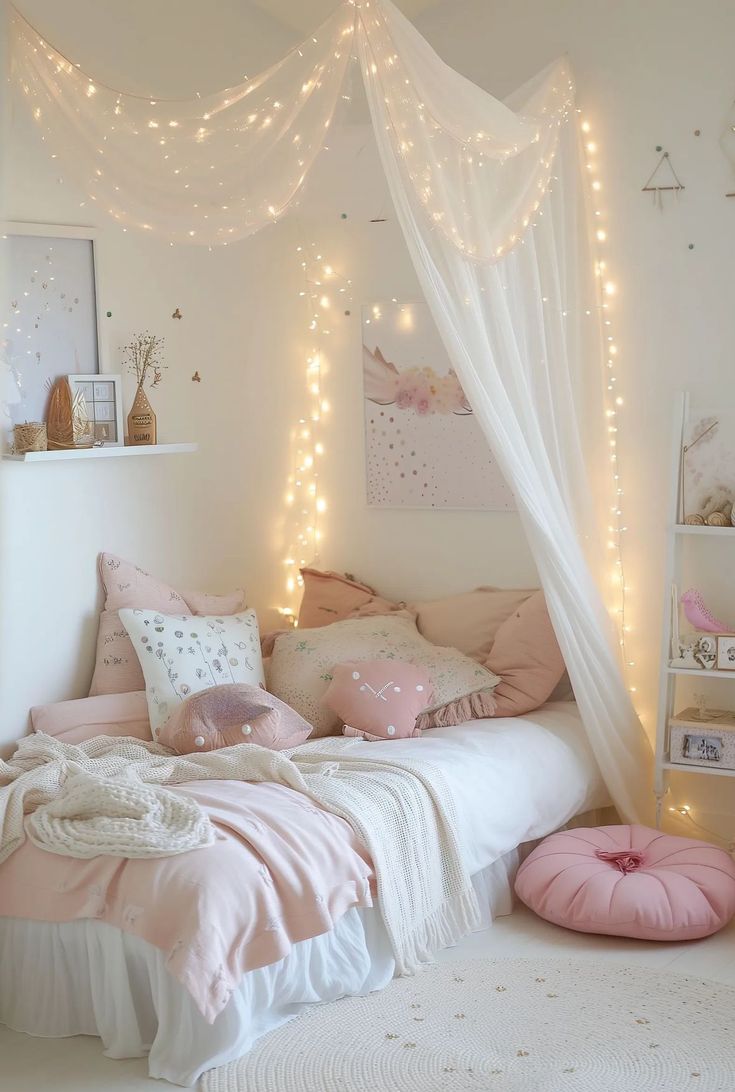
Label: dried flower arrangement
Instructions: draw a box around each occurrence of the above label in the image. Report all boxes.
[122,332,167,390]
[122,332,167,446]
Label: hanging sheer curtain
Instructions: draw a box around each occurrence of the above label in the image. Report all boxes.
[8,0,652,820]
[358,0,652,821]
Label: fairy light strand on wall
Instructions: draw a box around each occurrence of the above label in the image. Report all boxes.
[278,242,352,627]
[579,113,637,701]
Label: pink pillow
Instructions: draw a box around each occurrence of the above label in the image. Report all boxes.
[89,553,246,697]
[412,586,537,662]
[485,590,566,717]
[323,661,432,741]
[31,691,151,744]
[515,825,735,942]
[158,684,313,753]
[297,568,404,629]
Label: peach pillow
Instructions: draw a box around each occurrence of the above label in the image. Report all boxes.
[158,684,312,753]
[268,613,499,738]
[324,661,432,741]
[31,691,151,745]
[89,553,246,697]
[485,590,566,717]
[297,567,404,629]
[412,586,537,662]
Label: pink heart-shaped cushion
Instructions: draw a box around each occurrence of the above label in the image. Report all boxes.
[323,660,432,741]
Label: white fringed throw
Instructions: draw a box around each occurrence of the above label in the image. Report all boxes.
[0,733,479,974]
[293,737,481,974]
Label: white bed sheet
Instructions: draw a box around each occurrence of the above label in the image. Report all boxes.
[0,702,608,1086]
[356,702,609,877]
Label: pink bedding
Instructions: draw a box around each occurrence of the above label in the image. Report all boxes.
[0,779,374,1023]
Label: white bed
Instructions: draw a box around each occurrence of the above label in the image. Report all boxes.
[0,703,609,1086]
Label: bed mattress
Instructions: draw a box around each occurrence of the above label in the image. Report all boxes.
[0,702,608,1085]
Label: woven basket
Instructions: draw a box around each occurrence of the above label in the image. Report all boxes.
[13,421,47,453]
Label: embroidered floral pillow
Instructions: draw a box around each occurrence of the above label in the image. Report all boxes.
[89,552,247,697]
[267,612,500,738]
[120,608,265,739]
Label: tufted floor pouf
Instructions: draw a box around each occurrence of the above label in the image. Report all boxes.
[515,824,735,941]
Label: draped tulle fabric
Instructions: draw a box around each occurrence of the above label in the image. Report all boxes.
[10,4,356,244]
[8,0,653,819]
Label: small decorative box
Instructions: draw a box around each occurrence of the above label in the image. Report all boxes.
[669,707,735,770]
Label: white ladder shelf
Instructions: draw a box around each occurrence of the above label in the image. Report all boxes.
[654,392,735,825]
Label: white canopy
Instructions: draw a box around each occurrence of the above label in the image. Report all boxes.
[9,0,653,820]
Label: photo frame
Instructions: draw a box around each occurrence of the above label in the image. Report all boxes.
[68,373,123,447]
[716,634,735,671]
[1,221,105,446]
[682,733,723,763]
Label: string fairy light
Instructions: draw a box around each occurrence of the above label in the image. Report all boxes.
[578,112,637,702]
[278,243,352,627]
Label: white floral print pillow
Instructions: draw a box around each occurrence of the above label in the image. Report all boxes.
[267,612,500,738]
[120,608,265,738]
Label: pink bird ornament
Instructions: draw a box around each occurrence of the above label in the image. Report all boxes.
[680,588,731,633]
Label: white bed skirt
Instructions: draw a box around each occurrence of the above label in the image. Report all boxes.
[0,853,518,1086]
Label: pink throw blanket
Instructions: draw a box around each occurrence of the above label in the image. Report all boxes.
[0,779,374,1022]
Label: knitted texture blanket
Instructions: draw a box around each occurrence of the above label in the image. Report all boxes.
[0,732,479,974]
[292,737,481,973]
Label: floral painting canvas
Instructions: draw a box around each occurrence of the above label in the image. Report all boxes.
[362,301,514,510]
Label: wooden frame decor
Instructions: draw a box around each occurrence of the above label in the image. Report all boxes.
[68,373,124,447]
[1,221,104,446]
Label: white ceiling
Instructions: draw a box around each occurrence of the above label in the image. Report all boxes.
[249,0,442,35]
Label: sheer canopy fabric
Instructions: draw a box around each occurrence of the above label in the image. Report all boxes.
[10,4,355,244]
[8,0,653,819]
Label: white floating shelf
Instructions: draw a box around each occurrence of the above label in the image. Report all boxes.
[667,666,735,679]
[662,760,735,779]
[674,524,735,536]
[3,442,198,463]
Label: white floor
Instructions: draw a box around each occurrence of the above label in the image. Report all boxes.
[2,904,734,1091]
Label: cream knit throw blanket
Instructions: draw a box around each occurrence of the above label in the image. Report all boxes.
[0,733,479,974]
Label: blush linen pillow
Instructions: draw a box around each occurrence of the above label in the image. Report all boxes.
[267,613,499,738]
[158,683,312,753]
[120,608,265,739]
[485,590,566,717]
[324,661,432,741]
[412,586,537,662]
[297,568,404,629]
[31,691,151,745]
[89,552,246,697]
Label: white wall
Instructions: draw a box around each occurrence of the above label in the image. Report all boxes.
[3,0,735,836]
[244,0,735,835]
[0,0,296,746]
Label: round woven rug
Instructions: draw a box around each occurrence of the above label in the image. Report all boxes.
[202,957,735,1092]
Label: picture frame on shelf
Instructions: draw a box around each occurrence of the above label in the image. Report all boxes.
[68,373,124,447]
[669,707,735,770]
[682,733,723,763]
[1,221,104,449]
[716,634,735,672]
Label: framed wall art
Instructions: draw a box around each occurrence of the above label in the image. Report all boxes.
[362,300,515,510]
[1,222,104,446]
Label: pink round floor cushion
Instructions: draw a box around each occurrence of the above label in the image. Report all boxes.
[515,824,735,942]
